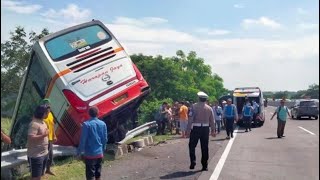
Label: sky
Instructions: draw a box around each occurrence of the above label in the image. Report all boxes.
[1,0,319,91]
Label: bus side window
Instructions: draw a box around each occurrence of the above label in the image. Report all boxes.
[10,52,52,149]
[29,54,51,98]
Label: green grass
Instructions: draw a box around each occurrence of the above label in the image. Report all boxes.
[1,117,12,134]
[16,134,174,179]
[8,121,174,180]
[153,134,174,143]
[18,153,115,180]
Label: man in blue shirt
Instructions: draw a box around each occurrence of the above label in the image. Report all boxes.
[78,106,108,180]
[242,99,254,132]
[252,100,260,123]
[222,98,238,139]
[270,99,291,138]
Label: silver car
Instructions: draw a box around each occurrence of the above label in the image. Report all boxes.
[291,100,319,120]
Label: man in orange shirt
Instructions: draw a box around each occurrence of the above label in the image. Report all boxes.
[42,99,57,176]
[179,101,189,138]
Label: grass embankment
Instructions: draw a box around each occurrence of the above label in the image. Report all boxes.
[17,133,174,179]
[2,117,175,179]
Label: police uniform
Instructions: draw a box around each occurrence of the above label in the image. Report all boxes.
[187,92,215,171]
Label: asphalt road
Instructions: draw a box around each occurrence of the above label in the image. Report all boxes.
[102,106,319,180]
[200,106,319,180]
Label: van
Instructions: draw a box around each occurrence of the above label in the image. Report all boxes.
[233,87,265,127]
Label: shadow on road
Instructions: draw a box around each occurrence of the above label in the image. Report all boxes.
[265,137,281,140]
[159,170,202,179]
[211,138,226,142]
[234,131,246,133]
[290,118,318,121]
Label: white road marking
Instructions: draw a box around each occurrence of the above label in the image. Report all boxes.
[298,126,316,135]
[209,127,239,180]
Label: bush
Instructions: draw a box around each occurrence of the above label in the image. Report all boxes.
[138,98,173,125]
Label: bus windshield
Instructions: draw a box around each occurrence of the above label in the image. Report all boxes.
[45,25,111,61]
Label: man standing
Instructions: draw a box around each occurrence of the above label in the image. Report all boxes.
[242,99,254,132]
[77,106,108,180]
[212,101,223,133]
[27,105,50,180]
[156,102,168,135]
[179,101,189,138]
[270,99,290,138]
[222,98,238,139]
[42,99,56,176]
[252,100,260,124]
[186,92,215,171]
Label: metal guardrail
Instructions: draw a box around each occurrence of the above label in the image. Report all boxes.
[1,121,157,169]
[1,145,77,169]
[118,121,157,144]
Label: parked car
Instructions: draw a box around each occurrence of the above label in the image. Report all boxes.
[290,100,319,120]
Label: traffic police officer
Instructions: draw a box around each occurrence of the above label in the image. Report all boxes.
[186,91,216,171]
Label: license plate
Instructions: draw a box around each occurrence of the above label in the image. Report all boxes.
[113,94,128,103]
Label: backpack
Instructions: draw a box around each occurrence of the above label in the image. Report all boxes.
[154,111,161,122]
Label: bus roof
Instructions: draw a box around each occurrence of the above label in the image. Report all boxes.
[38,20,106,43]
[233,87,261,97]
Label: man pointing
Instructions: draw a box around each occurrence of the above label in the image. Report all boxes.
[186,91,216,171]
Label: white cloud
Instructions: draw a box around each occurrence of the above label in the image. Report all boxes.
[297,23,319,30]
[113,17,168,27]
[297,8,310,15]
[242,16,282,29]
[1,0,42,14]
[233,4,245,9]
[41,4,91,24]
[103,18,318,91]
[1,14,318,91]
[107,24,195,44]
[196,28,231,36]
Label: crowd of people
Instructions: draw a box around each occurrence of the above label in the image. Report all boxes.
[1,99,107,180]
[154,96,267,139]
[1,94,290,179]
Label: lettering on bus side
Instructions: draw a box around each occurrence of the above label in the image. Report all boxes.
[110,64,123,73]
[79,70,109,85]
[71,80,81,85]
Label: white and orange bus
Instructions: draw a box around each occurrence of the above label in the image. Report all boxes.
[9,20,150,148]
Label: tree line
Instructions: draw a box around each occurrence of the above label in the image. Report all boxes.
[263,84,319,100]
[1,27,228,124]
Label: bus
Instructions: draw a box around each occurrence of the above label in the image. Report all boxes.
[9,20,150,149]
[233,87,265,127]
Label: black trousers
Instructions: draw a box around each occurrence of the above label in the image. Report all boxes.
[46,141,54,171]
[243,116,251,131]
[157,120,166,135]
[225,118,234,137]
[189,126,209,168]
[277,119,286,137]
[85,158,102,180]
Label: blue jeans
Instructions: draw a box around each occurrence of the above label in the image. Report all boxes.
[28,154,48,178]
[216,120,222,132]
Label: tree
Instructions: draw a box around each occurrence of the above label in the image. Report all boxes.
[131,50,228,123]
[1,27,49,116]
